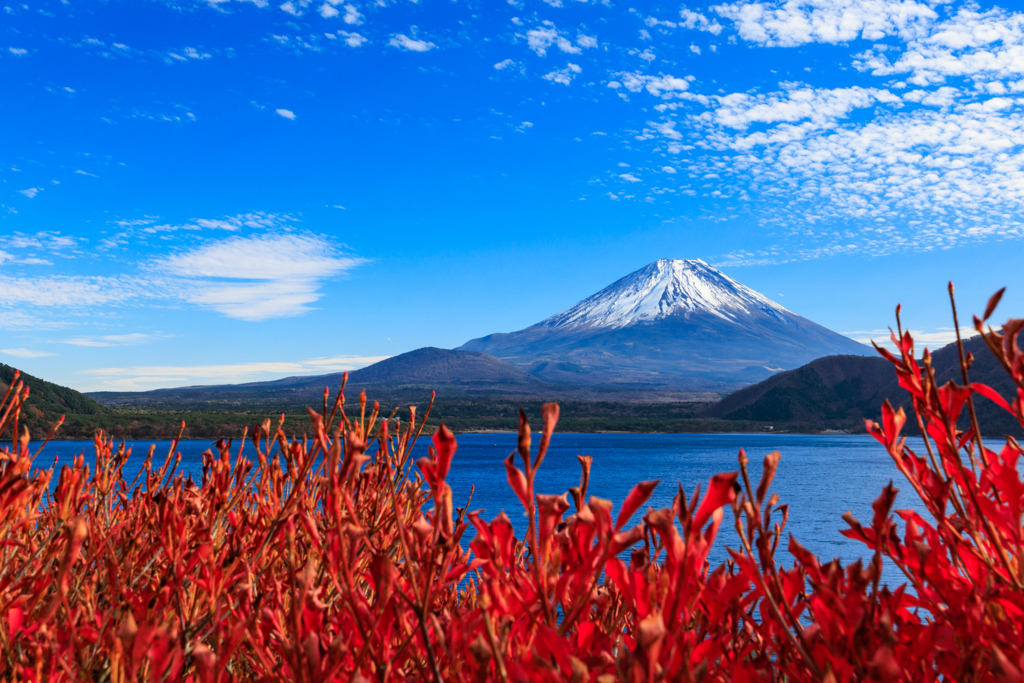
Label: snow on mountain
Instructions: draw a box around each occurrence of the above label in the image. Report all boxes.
[459,257,871,393]
[542,259,792,330]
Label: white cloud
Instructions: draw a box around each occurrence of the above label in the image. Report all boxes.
[902,86,959,107]
[645,15,677,29]
[6,231,79,251]
[280,1,302,15]
[0,274,144,308]
[710,85,900,131]
[852,5,1024,86]
[619,173,642,182]
[343,3,363,24]
[845,326,979,351]
[0,226,364,323]
[1,348,55,359]
[679,9,723,34]
[8,47,27,56]
[494,58,516,70]
[0,311,70,332]
[652,120,683,140]
[690,44,702,55]
[62,333,157,348]
[340,31,366,47]
[160,233,366,321]
[80,355,390,390]
[319,2,339,17]
[183,47,211,59]
[712,0,938,47]
[18,188,41,198]
[662,166,677,173]
[679,101,1024,252]
[526,26,594,56]
[543,63,582,85]
[276,108,296,120]
[389,33,435,52]
[615,72,691,97]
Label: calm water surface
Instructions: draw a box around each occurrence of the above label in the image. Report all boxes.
[33,433,929,571]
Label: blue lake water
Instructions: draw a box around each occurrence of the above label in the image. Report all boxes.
[30,432,932,573]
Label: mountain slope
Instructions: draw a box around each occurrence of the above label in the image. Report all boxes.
[460,259,871,392]
[89,348,558,409]
[705,336,1021,435]
[346,348,546,387]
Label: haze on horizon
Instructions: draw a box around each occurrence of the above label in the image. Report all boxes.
[2,0,1022,392]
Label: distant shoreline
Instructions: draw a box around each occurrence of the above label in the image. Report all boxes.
[35,426,869,442]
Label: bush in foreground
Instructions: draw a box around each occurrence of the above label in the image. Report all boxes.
[0,286,1022,682]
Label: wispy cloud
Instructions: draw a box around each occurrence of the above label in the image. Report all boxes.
[711,0,936,48]
[389,33,435,52]
[80,354,390,390]
[62,333,161,347]
[1,348,56,359]
[542,63,581,85]
[158,232,366,321]
[165,46,211,62]
[276,108,296,120]
[338,31,366,47]
[0,274,144,308]
[525,25,596,57]
[843,326,980,351]
[0,223,365,323]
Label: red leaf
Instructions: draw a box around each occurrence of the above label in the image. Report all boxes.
[504,453,529,508]
[984,287,1006,322]
[973,382,1013,413]
[431,423,457,482]
[693,472,739,529]
[615,480,659,531]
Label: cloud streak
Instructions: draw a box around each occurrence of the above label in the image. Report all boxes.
[1,348,56,359]
[0,227,365,323]
[80,354,390,390]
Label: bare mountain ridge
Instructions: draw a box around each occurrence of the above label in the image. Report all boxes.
[460,259,871,392]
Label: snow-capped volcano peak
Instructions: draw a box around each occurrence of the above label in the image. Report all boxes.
[541,259,792,330]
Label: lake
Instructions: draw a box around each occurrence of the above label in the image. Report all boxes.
[30,432,930,573]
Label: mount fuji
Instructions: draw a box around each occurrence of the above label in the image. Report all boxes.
[459,259,872,392]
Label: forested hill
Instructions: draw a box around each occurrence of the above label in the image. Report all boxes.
[705,336,1022,436]
[0,364,108,439]
[0,364,107,416]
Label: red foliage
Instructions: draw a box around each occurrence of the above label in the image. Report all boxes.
[0,289,1022,681]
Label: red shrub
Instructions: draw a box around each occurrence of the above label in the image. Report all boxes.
[0,287,1021,682]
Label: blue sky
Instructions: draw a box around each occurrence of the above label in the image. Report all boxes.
[2,0,1023,391]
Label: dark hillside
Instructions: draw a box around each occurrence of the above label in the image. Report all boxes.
[0,364,109,439]
[0,364,107,416]
[706,336,1021,435]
